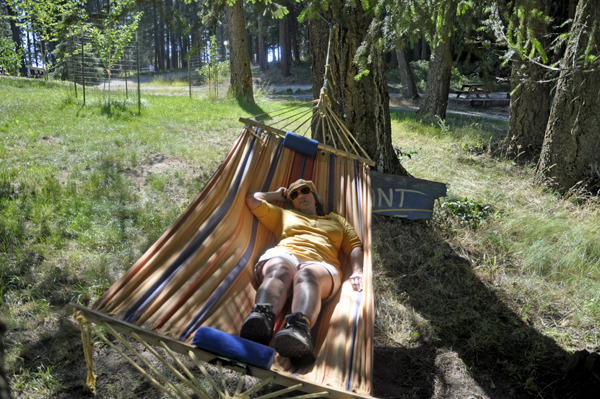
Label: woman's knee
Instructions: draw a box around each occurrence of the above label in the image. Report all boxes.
[293,267,321,287]
[261,258,296,282]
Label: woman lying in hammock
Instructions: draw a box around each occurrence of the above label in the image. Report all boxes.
[241,179,364,364]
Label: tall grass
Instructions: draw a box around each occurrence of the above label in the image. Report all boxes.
[0,77,278,398]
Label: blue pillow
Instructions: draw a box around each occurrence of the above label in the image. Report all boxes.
[282,131,319,157]
[192,327,276,370]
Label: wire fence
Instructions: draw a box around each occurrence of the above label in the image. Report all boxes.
[54,31,231,110]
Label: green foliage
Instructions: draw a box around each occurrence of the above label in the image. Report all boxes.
[440,196,496,229]
[197,35,229,99]
[0,37,23,75]
[409,60,466,90]
[89,1,141,73]
[8,0,86,78]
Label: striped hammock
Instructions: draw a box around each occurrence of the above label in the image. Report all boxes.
[91,124,374,396]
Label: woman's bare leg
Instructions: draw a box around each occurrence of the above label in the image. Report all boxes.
[255,257,296,316]
[290,264,334,323]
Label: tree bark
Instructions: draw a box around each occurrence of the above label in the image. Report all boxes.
[419,2,457,119]
[159,1,165,70]
[413,39,421,61]
[309,14,407,175]
[396,46,419,100]
[153,2,159,67]
[289,4,300,63]
[226,0,254,102]
[258,16,267,71]
[170,0,178,69]
[280,17,290,77]
[247,30,253,63]
[504,0,552,157]
[535,0,600,193]
[420,36,428,60]
[5,2,26,75]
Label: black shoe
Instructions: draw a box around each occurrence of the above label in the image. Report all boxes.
[240,303,276,346]
[274,312,315,365]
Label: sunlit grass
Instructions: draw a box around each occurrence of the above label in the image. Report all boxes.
[0,77,282,398]
[388,108,600,349]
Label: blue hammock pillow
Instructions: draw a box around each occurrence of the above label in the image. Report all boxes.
[282,131,319,157]
[192,327,276,370]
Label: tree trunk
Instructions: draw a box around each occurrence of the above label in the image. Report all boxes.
[170,1,178,69]
[280,17,290,77]
[159,2,165,70]
[27,29,32,65]
[226,0,254,102]
[258,16,267,71]
[420,36,428,60]
[389,51,397,68]
[396,46,419,100]
[153,3,159,68]
[309,15,407,175]
[166,19,171,69]
[289,4,300,63]
[535,0,600,193]
[413,39,421,61]
[419,2,457,119]
[504,0,552,158]
[6,2,26,75]
[247,30,253,63]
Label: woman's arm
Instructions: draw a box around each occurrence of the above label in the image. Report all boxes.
[245,187,287,210]
[349,246,364,292]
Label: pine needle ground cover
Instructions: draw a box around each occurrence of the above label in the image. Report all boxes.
[0,78,598,398]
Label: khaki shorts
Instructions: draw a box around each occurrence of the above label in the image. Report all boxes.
[254,248,342,300]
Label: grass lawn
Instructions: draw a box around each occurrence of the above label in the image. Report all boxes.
[0,78,598,398]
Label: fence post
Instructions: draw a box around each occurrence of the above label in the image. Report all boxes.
[81,26,86,106]
[136,32,141,115]
[188,55,192,98]
[125,49,128,99]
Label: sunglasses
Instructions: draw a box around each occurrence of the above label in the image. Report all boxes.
[289,187,312,200]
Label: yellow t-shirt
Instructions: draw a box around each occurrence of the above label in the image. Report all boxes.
[251,201,362,276]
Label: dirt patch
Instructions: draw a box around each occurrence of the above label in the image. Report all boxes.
[123,152,199,206]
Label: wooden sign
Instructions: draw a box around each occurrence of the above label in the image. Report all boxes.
[370,171,447,220]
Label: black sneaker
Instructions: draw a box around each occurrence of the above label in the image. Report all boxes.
[274,312,315,365]
[240,303,276,346]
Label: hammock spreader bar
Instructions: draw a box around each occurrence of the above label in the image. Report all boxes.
[239,118,375,167]
[68,303,372,399]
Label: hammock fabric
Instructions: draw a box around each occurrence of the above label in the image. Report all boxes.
[92,124,374,395]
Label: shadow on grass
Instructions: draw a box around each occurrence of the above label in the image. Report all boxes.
[235,96,266,117]
[6,261,163,398]
[390,109,508,142]
[371,215,598,399]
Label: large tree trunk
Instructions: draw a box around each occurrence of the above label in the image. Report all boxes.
[280,17,290,77]
[258,16,267,71]
[309,14,407,175]
[504,0,552,157]
[396,46,419,100]
[226,0,254,102]
[535,0,600,193]
[419,2,457,119]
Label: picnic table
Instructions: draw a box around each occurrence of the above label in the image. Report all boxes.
[455,83,490,98]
